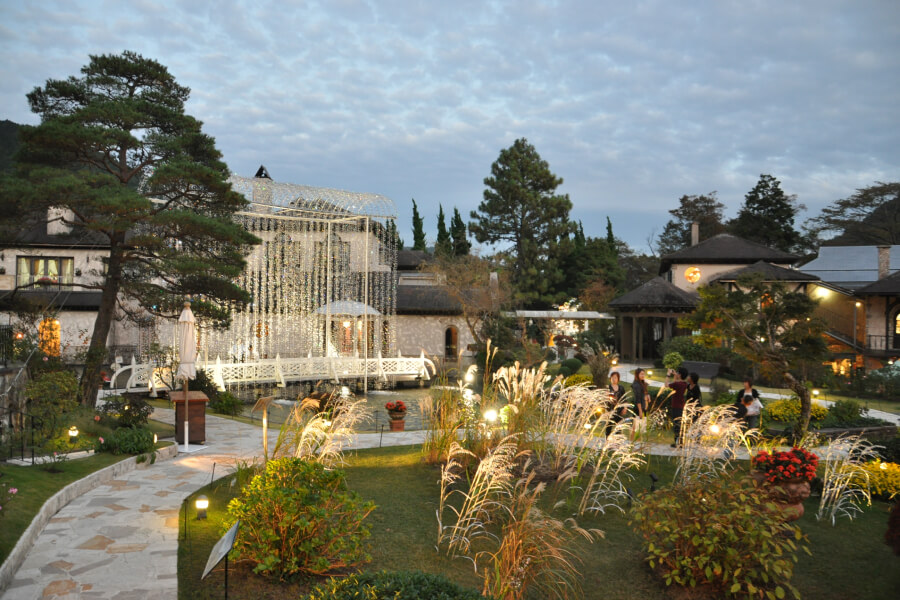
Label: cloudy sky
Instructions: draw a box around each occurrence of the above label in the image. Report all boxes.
[1,0,898,252]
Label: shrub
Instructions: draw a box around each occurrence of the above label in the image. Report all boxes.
[826,398,863,425]
[96,426,155,455]
[631,473,807,599]
[210,391,243,416]
[878,436,900,463]
[26,370,79,438]
[191,369,221,400]
[564,373,593,387]
[302,570,491,600]
[98,395,153,428]
[850,460,900,501]
[864,363,900,397]
[764,397,829,423]
[560,357,582,372]
[662,351,684,370]
[226,457,375,577]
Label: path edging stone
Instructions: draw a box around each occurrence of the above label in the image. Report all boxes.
[0,443,178,595]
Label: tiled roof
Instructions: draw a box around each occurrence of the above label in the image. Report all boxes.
[855,270,900,295]
[659,234,798,274]
[396,285,462,314]
[608,277,698,311]
[712,260,819,283]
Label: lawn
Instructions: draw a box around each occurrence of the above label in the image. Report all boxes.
[178,445,900,600]
[0,452,131,564]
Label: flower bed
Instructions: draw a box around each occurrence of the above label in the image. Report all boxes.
[751,447,819,484]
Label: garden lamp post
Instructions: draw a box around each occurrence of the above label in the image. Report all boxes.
[853,301,862,348]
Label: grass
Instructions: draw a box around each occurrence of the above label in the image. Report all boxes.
[0,452,131,564]
[178,445,900,600]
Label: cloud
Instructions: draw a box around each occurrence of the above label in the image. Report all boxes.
[0,0,897,253]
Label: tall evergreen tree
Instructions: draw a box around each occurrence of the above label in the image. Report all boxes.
[1,51,259,405]
[450,207,471,256]
[435,204,451,256]
[809,182,900,245]
[657,193,727,255]
[729,175,802,252]
[606,217,616,250]
[411,198,427,251]
[469,138,574,306]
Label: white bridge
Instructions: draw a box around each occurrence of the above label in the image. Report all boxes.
[109,353,437,393]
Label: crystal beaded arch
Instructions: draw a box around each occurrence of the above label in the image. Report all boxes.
[193,172,400,385]
[228,174,397,220]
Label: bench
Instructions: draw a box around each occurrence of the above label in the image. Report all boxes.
[681,361,721,383]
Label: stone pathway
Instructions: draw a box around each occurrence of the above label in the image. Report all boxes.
[1,410,424,600]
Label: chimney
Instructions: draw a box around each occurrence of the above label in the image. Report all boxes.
[691,221,700,246]
[878,246,891,280]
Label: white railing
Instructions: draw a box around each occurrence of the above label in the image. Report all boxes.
[109,352,436,393]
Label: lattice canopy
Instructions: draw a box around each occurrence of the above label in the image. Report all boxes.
[228,174,396,220]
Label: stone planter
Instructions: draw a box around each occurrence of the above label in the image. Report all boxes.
[750,471,811,522]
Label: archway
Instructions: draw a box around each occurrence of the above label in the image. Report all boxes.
[444,326,458,358]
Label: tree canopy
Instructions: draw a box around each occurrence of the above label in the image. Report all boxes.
[0,51,259,405]
[680,274,827,438]
[657,192,727,255]
[411,198,426,251]
[729,174,803,252]
[809,182,900,245]
[450,207,470,256]
[469,138,573,306]
[435,204,451,256]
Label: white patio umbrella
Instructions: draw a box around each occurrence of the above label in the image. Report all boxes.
[176,300,197,451]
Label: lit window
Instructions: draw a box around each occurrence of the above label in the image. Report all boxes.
[16,257,74,289]
[684,266,701,284]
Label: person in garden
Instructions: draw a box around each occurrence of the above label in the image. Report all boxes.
[605,371,626,436]
[686,372,702,406]
[629,368,650,441]
[665,366,689,447]
[735,378,760,404]
[735,378,762,429]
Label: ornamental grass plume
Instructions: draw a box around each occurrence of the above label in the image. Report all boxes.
[271,393,370,467]
[422,365,471,464]
[437,437,601,600]
[673,402,756,485]
[817,434,882,525]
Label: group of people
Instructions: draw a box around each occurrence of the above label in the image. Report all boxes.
[603,368,762,446]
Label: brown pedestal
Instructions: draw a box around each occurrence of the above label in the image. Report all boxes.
[172,391,209,444]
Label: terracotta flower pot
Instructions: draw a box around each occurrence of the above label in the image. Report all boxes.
[750,471,811,523]
[388,410,407,421]
[389,418,406,432]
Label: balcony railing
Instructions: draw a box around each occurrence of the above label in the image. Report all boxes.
[865,335,900,353]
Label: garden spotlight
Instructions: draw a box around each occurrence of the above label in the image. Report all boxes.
[709,424,720,435]
[195,495,209,519]
[483,409,498,423]
[68,426,79,444]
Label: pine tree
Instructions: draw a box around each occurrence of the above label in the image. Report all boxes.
[470,138,574,306]
[435,204,451,255]
[1,51,258,405]
[729,175,802,252]
[411,199,427,251]
[606,217,616,250]
[450,207,471,256]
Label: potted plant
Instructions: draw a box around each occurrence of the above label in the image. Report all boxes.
[385,400,407,432]
[751,447,819,520]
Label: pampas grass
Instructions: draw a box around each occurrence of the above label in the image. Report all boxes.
[673,402,757,485]
[271,392,370,468]
[816,435,881,525]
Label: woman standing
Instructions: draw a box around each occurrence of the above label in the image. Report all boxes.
[605,371,626,436]
[630,368,650,440]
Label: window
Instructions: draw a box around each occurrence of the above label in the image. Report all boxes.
[39,317,61,356]
[17,256,74,289]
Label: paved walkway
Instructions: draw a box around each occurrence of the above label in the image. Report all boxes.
[1,409,425,600]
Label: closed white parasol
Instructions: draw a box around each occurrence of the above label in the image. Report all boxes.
[176,300,196,451]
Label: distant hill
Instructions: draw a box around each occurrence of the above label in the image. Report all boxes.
[0,120,21,173]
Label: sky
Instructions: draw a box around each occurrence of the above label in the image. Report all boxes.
[1,0,898,253]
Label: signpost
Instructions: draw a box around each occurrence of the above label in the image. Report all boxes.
[202,520,240,599]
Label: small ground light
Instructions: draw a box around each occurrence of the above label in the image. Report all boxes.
[340,386,350,397]
[483,409,498,423]
[709,424,720,434]
[153,433,158,444]
[68,426,79,444]
[647,370,653,376]
[812,389,820,397]
[196,495,209,519]
[881,462,888,470]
